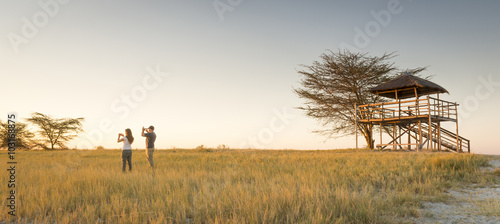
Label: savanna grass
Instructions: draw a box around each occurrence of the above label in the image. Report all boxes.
[0,149,491,223]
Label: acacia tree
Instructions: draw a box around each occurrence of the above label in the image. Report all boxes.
[294,50,424,149]
[26,112,85,150]
[0,120,36,150]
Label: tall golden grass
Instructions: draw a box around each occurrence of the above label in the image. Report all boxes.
[0,149,492,223]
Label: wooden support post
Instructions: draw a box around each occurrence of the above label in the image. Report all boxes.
[437,121,441,151]
[398,99,401,119]
[455,104,460,152]
[408,123,411,150]
[398,124,402,149]
[370,124,373,149]
[393,124,397,151]
[355,103,358,150]
[418,120,422,151]
[427,96,432,150]
[380,122,383,149]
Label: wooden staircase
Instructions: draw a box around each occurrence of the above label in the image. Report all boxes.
[402,122,470,153]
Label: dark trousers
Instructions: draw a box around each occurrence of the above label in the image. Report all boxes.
[122,150,132,171]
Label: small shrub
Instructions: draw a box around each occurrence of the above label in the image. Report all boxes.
[217,144,229,150]
[195,145,205,150]
[195,144,212,152]
[494,168,500,176]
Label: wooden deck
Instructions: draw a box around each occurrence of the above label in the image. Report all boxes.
[358,115,457,124]
[356,96,458,124]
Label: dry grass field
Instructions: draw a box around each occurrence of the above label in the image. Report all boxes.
[0,149,496,223]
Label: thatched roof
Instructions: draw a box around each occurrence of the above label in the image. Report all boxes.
[370,73,449,99]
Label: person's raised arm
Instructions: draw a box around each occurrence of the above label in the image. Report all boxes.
[141,127,146,137]
[117,133,124,143]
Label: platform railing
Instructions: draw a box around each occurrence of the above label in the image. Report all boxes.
[427,96,458,119]
[357,96,458,122]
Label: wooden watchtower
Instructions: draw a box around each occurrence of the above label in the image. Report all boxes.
[355,73,470,153]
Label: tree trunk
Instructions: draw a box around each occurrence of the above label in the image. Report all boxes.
[364,130,374,149]
[360,124,374,149]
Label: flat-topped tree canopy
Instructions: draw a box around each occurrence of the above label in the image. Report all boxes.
[370,73,449,99]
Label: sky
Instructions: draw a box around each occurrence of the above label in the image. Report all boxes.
[1,0,499,154]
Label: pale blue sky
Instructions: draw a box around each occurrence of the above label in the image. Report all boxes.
[1,0,499,154]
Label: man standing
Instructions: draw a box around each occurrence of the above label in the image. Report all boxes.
[141,125,156,169]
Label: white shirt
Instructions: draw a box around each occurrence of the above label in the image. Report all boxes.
[122,136,132,150]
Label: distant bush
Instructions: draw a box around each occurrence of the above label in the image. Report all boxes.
[195,145,205,150]
[195,145,214,152]
[95,146,105,150]
[217,144,229,150]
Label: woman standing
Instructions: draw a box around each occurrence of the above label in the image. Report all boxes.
[117,128,134,172]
